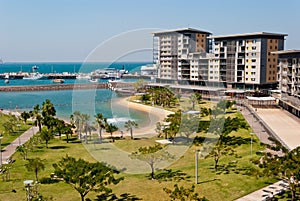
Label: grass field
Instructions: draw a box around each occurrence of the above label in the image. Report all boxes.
[0,101,278,201]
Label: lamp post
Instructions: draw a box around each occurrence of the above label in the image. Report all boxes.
[250,132,254,159]
[0,135,3,167]
[24,180,33,201]
[195,149,199,184]
[17,124,21,146]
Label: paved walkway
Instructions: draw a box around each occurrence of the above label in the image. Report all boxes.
[235,180,289,201]
[235,105,300,200]
[1,126,39,164]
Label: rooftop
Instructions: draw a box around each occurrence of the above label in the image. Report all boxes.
[209,32,288,39]
[152,27,212,35]
[271,49,300,55]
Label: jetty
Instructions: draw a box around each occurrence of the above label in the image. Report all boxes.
[0,82,134,92]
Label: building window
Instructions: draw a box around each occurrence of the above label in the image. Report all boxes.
[252,39,256,43]
[252,53,256,56]
[252,66,256,68]
[251,72,256,75]
[252,59,256,62]
[273,58,276,62]
[251,78,255,81]
[275,46,277,49]
[270,39,273,43]
[252,46,257,50]
[270,46,273,49]
[268,58,270,62]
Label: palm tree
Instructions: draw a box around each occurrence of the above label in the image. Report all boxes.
[105,123,118,141]
[32,104,43,132]
[25,157,45,182]
[20,111,30,124]
[42,99,56,117]
[72,111,82,136]
[40,127,53,148]
[80,114,90,143]
[124,120,138,140]
[95,113,107,144]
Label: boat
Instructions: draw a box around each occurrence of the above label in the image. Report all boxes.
[108,78,123,83]
[53,79,65,83]
[4,79,9,84]
[89,78,98,83]
[76,73,91,80]
[32,65,38,70]
[23,72,44,80]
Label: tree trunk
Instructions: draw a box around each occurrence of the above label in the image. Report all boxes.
[99,129,102,144]
[35,170,38,182]
[214,157,219,171]
[66,134,69,143]
[130,129,133,140]
[80,194,85,201]
[46,141,48,149]
[151,165,155,180]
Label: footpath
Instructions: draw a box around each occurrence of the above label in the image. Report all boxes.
[1,126,39,164]
[235,104,299,201]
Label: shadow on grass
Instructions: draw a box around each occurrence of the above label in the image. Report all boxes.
[151,169,191,183]
[49,145,68,150]
[224,136,254,146]
[96,192,142,201]
[39,177,60,184]
[198,178,220,184]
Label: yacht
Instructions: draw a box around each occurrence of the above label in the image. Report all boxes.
[89,78,98,83]
[23,72,44,80]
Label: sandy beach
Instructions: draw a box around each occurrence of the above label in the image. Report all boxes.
[112,97,173,136]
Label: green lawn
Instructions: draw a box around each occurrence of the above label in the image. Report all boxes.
[0,104,279,201]
[0,113,31,149]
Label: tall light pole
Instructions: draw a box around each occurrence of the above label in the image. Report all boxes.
[0,135,3,167]
[24,180,33,201]
[195,149,199,184]
[250,132,254,159]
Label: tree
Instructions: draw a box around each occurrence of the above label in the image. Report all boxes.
[163,184,208,201]
[72,111,82,136]
[204,117,247,171]
[106,123,118,141]
[41,99,56,117]
[21,111,30,124]
[39,127,53,148]
[31,104,43,132]
[164,110,181,140]
[94,113,107,144]
[259,140,300,201]
[124,120,138,140]
[61,124,73,143]
[25,157,45,182]
[133,79,146,92]
[180,114,199,142]
[80,113,90,143]
[130,144,173,179]
[53,155,122,201]
[189,94,199,110]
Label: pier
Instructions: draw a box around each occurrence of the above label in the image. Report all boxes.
[0,82,134,92]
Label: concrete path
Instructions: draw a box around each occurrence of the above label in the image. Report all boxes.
[1,126,39,165]
[235,180,289,201]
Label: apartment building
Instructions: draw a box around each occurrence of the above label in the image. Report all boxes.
[275,50,300,97]
[152,28,212,83]
[209,32,287,89]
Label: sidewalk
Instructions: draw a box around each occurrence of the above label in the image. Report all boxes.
[235,180,289,201]
[1,126,39,164]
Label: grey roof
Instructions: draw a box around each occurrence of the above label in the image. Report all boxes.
[152,27,212,35]
[209,32,288,39]
[272,49,300,54]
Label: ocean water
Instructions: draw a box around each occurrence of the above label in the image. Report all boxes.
[0,62,151,128]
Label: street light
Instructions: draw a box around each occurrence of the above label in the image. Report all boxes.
[0,135,3,167]
[195,149,200,184]
[17,124,21,146]
[24,180,33,201]
[250,132,254,159]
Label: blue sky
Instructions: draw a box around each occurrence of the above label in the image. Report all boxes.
[1,0,300,62]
